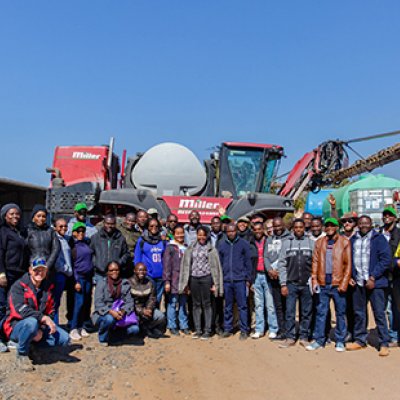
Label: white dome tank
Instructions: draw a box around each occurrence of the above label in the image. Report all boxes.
[131,142,207,196]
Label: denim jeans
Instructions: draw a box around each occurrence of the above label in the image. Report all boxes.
[224,281,248,333]
[53,272,68,326]
[97,314,140,343]
[353,285,389,347]
[71,277,93,330]
[150,278,164,307]
[166,293,189,330]
[254,273,278,334]
[386,292,398,342]
[285,283,312,340]
[314,285,347,345]
[10,317,70,355]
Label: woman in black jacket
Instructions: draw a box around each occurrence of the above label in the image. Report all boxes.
[0,203,27,352]
[25,205,60,272]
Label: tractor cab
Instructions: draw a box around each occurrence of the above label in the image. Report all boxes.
[217,142,284,198]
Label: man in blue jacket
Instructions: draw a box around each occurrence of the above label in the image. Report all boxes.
[346,215,391,356]
[218,223,252,340]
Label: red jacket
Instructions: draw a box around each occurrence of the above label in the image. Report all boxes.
[3,273,55,339]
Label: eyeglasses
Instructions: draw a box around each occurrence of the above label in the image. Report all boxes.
[341,218,355,224]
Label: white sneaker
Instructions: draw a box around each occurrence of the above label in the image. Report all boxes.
[268,332,278,339]
[69,329,82,341]
[251,332,264,339]
[80,328,90,338]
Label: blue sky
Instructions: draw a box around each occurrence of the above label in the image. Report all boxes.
[1,1,400,186]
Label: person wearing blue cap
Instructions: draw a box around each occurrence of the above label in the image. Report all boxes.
[3,257,70,371]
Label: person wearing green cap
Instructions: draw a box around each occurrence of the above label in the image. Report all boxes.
[306,218,351,352]
[380,205,400,347]
[66,202,97,239]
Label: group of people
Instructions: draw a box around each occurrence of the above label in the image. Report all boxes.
[0,199,399,371]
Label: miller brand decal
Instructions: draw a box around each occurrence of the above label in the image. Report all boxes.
[178,198,220,210]
[162,196,233,223]
[72,152,101,160]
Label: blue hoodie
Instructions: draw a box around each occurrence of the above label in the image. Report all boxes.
[134,233,166,279]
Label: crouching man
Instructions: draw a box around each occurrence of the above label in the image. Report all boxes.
[306,218,351,352]
[3,257,70,371]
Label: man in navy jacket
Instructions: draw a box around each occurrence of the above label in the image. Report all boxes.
[347,215,391,356]
[218,223,252,340]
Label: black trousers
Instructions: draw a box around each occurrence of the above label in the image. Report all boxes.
[270,278,286,334]
[190,275,213,334]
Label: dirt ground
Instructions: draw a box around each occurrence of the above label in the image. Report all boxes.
[0,299,398,400]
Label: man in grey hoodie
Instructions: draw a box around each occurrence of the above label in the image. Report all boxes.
[278,218,314,348]
[265,217,291,340]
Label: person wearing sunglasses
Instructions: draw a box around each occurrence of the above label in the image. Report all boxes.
[340,213,358,239]
[0,203,27,353]
[3,257,70,371]
[134,218,166,306]
[53,218,73,326]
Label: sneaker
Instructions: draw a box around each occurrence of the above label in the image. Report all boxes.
[306,341,323,351]
[239,332,248,341]
[268,332,278,339]
[99,342,109,347]
[192,331,202,339]
[80,328,90,338]
[201,333,211,341]
[220,331,233,339]
[181,329,191,336]
[299,339,309,348]
[279,338,296,348]
[346,342,366,351]
[388,341,399,348]
[69,329,82,341]
[335,342,346,352]
[251,331,264,339]
[6,340,17,350]
[270,332,286,341]
[16,355,35,372]
[170,329,180,336]
[379,346,389,357]
[0,341,9,353]
[215,328,224,336]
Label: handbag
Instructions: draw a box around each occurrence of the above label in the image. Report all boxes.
[111,298,138,328]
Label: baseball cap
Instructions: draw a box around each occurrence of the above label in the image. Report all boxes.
[220,215,232,223]
[324,217,340,227]
[383,206,397,217]
[74,203,88,212]
[147,208,158,215]
[237,216,250,223]
[72,222,87,232]
[31,257,47,269]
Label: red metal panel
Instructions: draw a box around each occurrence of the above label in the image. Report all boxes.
[162,196,233,224]
[52,146,109,187]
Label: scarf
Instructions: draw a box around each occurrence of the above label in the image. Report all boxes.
[107,276,122,299]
